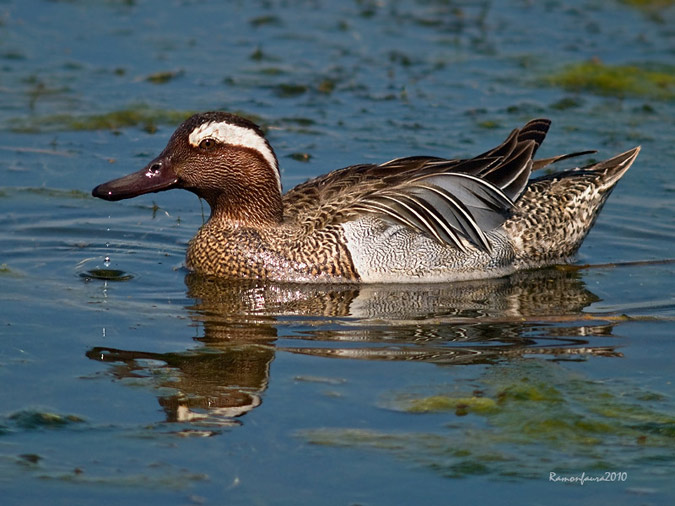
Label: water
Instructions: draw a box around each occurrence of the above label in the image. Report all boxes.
[1,0,674,504]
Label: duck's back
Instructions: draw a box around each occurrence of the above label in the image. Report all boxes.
[280,141,639,283]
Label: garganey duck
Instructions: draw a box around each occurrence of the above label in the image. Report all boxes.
[92,112,639,283]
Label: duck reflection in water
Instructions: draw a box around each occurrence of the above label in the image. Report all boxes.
[87,267,622,429]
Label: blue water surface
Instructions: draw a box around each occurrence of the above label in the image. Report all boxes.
[1,1,674,505]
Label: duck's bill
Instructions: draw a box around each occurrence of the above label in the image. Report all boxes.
[92,162,179,201]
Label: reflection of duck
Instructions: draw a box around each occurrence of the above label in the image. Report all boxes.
[87,268,620,427]
[86,344,274,429]
[92,113,639,283]
[186,267,600,321]
[184,269,620,362]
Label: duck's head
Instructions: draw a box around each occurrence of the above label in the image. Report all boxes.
[92,112,283,225]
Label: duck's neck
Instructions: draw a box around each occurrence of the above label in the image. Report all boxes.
[203,187,283,228]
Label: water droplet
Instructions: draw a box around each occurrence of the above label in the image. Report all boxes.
[104,256,111,267]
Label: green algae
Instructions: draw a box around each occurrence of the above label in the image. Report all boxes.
[288,152,312,162]
[36,469,209,489]
[145,70,183,84]
[497,378,564,403]
[8,410,85,430]
[250,47,265,61]
[249,15,282,27]
[275,83,308,97]
[257,67,285,76]
[406,395,498,414]
[0,263,24,278]
[0,187,92,200]
[477,120,500,129]
[10,107,195,133]
[26,188,91,199]
[317,79,336,94]
[18,454,42,465]
[621,0,675,7]
[300,360,675,479]
[550,96,584,110]
[546,61,675,100]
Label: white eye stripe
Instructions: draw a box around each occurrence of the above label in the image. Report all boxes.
[188,121,281,193]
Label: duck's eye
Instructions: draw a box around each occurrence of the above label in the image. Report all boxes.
[199,138,216,150]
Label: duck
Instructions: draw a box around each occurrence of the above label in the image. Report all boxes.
[92,111,640,283]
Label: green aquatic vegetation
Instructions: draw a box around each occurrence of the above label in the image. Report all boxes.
[406,395,498,414]
[550,96,584,110]
[300,360,675,479]
[23,76,70,110]
[249,15,281,27]
[281,117,316,127]
[18,454,42,465]
[10,107,195,133]
[250,47,265,61]
[250,47,281,63]
[145,70,183,84]
[317,79,336,94]
[288,152,312,162]
[273,79,337,97]
[2,51,26,60]
[477,120,500,129]
[0,187,91,200]
[275,83,308,97]
[8,410,85,430]
[257,67,285,76]
[0,263,24,278]
[621,0,675,7]
[37,469,209,488]
[497,378,564,403]
[546,61,675,100]
[28,188,91,199]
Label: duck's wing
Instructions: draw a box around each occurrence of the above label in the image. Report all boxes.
[283,119,549,253]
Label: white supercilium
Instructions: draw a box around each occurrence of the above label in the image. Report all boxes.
[188,121,281,192]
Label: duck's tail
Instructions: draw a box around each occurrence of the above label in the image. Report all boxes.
[505,146,640,269]
[588,146,641,192]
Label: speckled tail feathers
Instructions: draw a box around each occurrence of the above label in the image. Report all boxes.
[589,146,641,192]
[506,145,640,270]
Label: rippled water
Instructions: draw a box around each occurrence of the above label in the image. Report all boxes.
[1,1,674,504]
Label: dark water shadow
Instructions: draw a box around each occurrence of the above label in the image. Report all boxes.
[86,267,623,429]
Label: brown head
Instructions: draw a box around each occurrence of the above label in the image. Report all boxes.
[92,112,283,226]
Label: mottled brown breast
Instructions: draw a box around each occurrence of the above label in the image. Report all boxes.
[186,222,359,282]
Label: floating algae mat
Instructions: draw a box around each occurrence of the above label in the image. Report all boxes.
[620,0,675,8]
[10,106,195,133]
[7,410,85,430]
[300,359,675,479]
[546,60,675,100]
